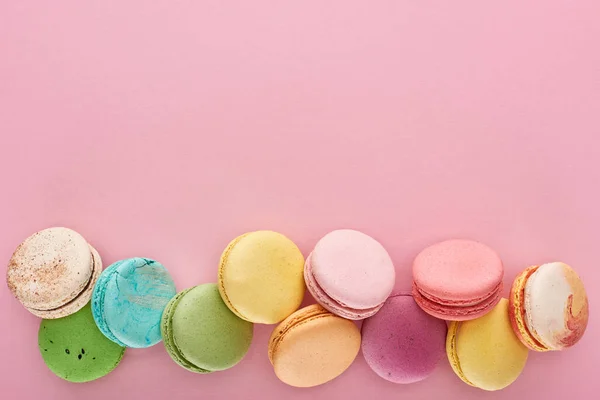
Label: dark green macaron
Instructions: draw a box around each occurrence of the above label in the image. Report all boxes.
[38,303,125,382]
[161,283,253,373]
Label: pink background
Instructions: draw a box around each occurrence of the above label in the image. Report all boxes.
[1,1,599,398]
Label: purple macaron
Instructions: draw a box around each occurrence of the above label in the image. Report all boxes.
[361,294,447,384]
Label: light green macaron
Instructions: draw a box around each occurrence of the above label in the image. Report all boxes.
[161,283,254,373]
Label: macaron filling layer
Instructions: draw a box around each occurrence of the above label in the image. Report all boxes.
[412,281,503,320]
[415,281,503,307]
[304,254,383,319]
[27,245,101,316]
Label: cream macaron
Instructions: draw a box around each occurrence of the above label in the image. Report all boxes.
[7,227,102,318]
[509,262,589,351]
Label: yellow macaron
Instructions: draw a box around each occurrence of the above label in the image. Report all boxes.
[218,231,305,324]
[446,298,528,391]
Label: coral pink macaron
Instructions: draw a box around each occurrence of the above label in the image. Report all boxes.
[412,240,503,321]
[304,230,395,320]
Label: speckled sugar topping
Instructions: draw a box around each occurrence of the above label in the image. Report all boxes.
[7,227,95,312]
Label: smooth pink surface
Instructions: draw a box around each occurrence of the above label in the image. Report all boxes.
[310,230,395,309]
[413,240,503,302]
[305,253,383,320]
[0,1,598,399]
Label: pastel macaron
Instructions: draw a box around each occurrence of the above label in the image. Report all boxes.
[446,298,528,391]
[412,239,503,321]
[509,262,589,351]
[92,258,177,348]
[218,231,305,324]
[161,284,253,373]
[361,294,447,384]
[304,230,395,320]
[39,303,125,382]
[268,304,361,387]
[7,227,102,319]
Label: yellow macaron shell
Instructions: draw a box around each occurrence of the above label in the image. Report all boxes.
[269,305,361,387]
[447,298,528,391]
[218,231,305,324]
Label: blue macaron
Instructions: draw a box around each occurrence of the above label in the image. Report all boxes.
[92,258,177,348]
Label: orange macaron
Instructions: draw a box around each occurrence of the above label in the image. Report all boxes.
[268,304,361,387]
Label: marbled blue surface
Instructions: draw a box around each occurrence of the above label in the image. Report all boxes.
[91,258,177,348]
[92,260,127,347]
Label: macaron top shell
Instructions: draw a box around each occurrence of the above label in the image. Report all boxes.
[167,284,253,372]
[524,262,588,350]
[413,240,503,303]
[30,246,102,319]
[268,304,361,388]
[92,258,177,348]
[38,303,125,383]
[310,230,395,309]
[268,304,331,364]
[361,294,447,384]
[447,298,528,391]
[219,231,305,324]
[7,227,93,310]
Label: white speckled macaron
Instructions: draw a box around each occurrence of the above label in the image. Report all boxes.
[6,227,102,318]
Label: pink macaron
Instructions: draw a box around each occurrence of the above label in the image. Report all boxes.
[361,293,447,384]
[412,239,503,321]
[304,229,395,320]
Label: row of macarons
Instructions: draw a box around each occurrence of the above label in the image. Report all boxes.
[7,228,589,390]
